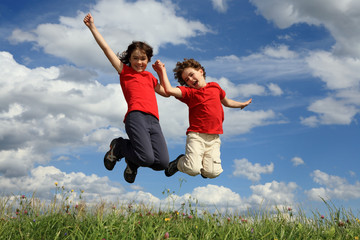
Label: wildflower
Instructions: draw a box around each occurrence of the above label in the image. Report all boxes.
[355,237,359,240]
[55,182,58,186]
[21,195,26,199]
[251,228,254,234]
[81,190,84,193]
[227,217,231,222]
[164,218,171,222]
[288,207,292,211]
[24,210,28,215]
[33,219,36,222]
[338,221,345,227]
[164,232,169,239]
[188,215,193,219]
[241,219,247,223]
[357,218,360,224]
[321,215,325,219]
[71,189,74,193]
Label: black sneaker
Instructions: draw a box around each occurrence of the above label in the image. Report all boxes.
[124,159,138,183]
[165,154,184,177]
[104,138,123,171]
[201,173,208,179]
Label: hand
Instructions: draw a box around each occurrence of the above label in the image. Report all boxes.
[241,98,252,109]
[83,13,94,28]
[152,60,165,73]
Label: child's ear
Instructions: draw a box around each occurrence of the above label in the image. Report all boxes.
[199,69,205,77]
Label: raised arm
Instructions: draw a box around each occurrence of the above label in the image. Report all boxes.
[152,60,182,98]
[221,97,252,109]
[83,13,123,73]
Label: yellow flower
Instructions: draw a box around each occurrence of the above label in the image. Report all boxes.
[71,189,74,193]
[354,237,359,240]
[164,218,171,222]
[55,182,58,186]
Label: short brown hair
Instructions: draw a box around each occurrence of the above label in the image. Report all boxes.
[118,41,153,65]
[173,58,206,86]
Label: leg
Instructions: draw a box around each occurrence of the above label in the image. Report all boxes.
[149,116,169,170]
[177,132,204,176]
[124,111,156,167]
[201,135,223,179]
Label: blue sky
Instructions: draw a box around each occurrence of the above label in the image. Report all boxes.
[1,0,359,215]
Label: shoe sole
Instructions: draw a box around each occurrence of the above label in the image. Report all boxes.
[104,139,118,171]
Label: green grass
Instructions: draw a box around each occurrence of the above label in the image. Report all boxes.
[0,186,359,240]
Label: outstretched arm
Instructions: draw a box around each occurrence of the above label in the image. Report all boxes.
[83,13,123,73]
[221,97,252,109]
[152,60,182,98]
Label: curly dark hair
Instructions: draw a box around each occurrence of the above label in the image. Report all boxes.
[117,41,153,65]
[173,58,206,86]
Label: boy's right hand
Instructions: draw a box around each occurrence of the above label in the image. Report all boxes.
[83,13,94,28]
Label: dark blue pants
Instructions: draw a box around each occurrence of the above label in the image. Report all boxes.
[116,111,169,171]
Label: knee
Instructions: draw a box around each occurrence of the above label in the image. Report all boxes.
[201,168,223,179]
[136,153,155,167]
[182,166,201,176]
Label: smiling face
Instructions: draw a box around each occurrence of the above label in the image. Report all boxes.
[129,49,148,72]
[181,67,207,89]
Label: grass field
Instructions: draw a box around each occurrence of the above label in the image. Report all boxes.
[1,184,359,239]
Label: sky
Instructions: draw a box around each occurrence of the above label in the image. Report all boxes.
[1,0,360,215]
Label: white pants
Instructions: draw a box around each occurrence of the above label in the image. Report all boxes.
[177,132,223,178]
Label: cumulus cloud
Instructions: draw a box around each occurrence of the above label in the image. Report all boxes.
[8,0,210,72]
[248,180,298,207]
[291,157,304,166]
[224,109,285,136]
[301,97,358,127]
[306,170,360,201]
[211,0,231,13]
[250,1,360,126]
[249,0,360,58]
[207,45,309,82]
[232,158,274,182]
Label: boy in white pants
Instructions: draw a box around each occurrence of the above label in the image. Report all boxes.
[153,59,252,178]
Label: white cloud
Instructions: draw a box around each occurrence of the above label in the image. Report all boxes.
[291,156,304,166]
[307,51,360,90]
[8,0,211,71]
[267,83,283,96]
[223,109,285,136]
[306,170,360,201]
[232,158,274,181]
[211,0,231,13]
[0,166,126,202]
[248,180,298,206]
[302,97,358,126]
[263,44,297,59]
[209,45,309,81]
[249,0,360,57]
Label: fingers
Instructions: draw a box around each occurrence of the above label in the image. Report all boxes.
[83,13,92,24]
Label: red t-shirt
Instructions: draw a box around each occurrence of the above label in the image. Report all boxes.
[119,64,159,122]
[177,82,226,135]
